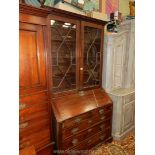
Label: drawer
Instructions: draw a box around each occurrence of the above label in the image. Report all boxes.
[19,102,48,122]
[124,93,135,104]
[20,117,50,137]
[19,92,48,110]
[62,112,112,140]
[69,128,111,152]
[62,109,97,129]
[87,128,111,149]
[20,129,51,150]
[20,109,48,123]
[63,119,111,149]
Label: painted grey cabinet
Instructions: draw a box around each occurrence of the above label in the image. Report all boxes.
[102,19,135,140]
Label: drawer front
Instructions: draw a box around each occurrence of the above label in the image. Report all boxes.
[62,109,97,129]
[20,116,50,137]
[63,119,111,149]
[20,108,48,123]
[70,128,111,152]
[87,128,111,149]
[19,102,48,122]
[62,111,112,140]
[19,92,48,110]
[124,93,135,104]
[20,129,51,150]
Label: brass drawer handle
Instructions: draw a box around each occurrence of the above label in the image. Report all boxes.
[88,120,92,124]
[72,139,78,145]
[74,118,81,123]
[20,122,28,129]
[79,91,85,96]
[99,109,104,114]
[88,129,92,132]
[100,135,105,140]
[19,103,27,110]
[51,141,55,145]
[100,116,105,120]
[71,128,79,134]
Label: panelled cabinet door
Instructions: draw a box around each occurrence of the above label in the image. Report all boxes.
[81,22,104,89]
[19,23,47,94]
[122,100,135,132]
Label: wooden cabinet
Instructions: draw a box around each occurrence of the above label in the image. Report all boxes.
[49,11,113,153]
[19,5,53,154]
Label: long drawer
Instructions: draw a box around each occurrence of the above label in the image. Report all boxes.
[19,102,48,122]
[62,110,112,140]
[63,119,111,149]
[62,104,112,130]
[87,129,111,149]
[20,116,50,137]
[68,128,111,154]
[19,92,48,110]
[62,109,97,129]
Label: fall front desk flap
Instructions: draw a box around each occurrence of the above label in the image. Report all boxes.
[51,88,112,122]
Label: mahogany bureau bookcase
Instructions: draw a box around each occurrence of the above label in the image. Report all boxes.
[19,3,113,155]
[47,5,113,154]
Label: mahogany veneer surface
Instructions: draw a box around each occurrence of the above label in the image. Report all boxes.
[52,89,112,122]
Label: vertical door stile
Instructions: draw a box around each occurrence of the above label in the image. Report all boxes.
[79,21,85,90]
[75,20,80,91]
[100,27,104,87]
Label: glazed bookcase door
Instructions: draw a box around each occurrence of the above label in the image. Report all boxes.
[50,16,80,93]
[81,22,103,89]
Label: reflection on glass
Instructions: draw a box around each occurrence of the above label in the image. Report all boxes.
[51,20,76,92]
[83,26,102,88]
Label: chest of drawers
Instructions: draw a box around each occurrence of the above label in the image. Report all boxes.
[19,91,51,150]
[52,89,113,153]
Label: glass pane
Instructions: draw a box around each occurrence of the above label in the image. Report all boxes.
[83,26,102,88]
[51,20,77,92]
